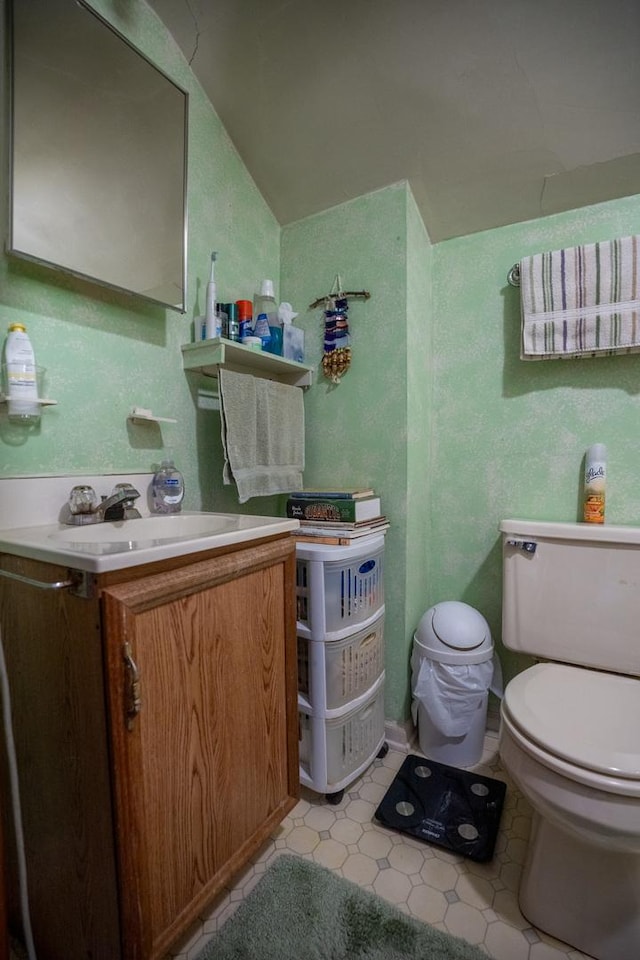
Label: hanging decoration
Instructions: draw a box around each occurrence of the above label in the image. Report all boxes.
[309,275,370,384]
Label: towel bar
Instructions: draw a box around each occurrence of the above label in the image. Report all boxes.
[507,263,520,287]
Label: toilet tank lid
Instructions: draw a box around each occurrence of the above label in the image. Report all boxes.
[500,518,640,545]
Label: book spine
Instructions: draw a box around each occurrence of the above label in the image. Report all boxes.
[288,489,372,500]
[287,497,357,523]
[287,498,362,521]
[294,524,389,540]
[293,534,352,545]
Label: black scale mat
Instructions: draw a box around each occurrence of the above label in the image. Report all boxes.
[374,754,507,862]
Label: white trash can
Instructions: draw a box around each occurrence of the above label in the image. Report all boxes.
[411,601,495,768]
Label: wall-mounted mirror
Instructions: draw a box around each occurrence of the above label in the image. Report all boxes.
[9,0,188,312]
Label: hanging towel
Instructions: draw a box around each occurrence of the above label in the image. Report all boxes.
[520,234,640,360]
[219,368,304,503]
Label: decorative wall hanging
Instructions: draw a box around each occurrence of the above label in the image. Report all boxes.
[309,275,370,384]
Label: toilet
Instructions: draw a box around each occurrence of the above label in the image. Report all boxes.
[499,519,640,960]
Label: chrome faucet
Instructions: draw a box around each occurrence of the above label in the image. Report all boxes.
[63,483,142,525]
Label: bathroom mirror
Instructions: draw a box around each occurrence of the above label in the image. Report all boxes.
[9,0,188,312]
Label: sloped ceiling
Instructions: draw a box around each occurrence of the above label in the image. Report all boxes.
[148,0,640,241]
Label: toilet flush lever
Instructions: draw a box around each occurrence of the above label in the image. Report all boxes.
[506,539,537,554]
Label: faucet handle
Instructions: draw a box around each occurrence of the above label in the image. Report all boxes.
[68,484,99,515]
[111,483,141,503]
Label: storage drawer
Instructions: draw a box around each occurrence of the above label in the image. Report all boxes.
[299,683,385,787]
[296,536,385,638]
[297,611,385,710]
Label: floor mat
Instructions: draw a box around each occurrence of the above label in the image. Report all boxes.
[196,853,488,960]
[374,754,506,862]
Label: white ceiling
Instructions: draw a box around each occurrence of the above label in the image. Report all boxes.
[148,0,640,241]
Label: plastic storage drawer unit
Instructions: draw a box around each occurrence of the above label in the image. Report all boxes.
[296,535,385,639]
[295,534,388,802]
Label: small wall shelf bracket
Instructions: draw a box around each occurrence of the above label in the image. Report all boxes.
[128,407,177,424]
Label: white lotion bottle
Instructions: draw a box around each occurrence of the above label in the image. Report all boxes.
[3,322,40,424]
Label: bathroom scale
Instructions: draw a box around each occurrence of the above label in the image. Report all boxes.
[374,754,506,862]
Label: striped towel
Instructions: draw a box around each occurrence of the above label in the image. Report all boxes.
[520,235,640,359]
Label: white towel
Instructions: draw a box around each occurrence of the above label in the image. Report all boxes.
[520,234,640,359]
[219,369,305,503]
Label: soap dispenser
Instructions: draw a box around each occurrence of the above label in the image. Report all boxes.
[152,459,185,514]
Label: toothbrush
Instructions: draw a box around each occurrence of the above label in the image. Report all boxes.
[205,252,217,321]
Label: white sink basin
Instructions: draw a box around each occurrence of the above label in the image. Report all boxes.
[49,513,239,544]
[0,511,299,573]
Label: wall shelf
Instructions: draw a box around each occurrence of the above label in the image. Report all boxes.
[0,394,57,406]
[181,338,313,388]
[128,407,177,424]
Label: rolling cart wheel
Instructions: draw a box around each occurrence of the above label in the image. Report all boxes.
[376,742,389,759]
[325,789,344,805]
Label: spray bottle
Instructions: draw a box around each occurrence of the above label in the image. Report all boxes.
[204,252,222,339]
[583,443,606,524]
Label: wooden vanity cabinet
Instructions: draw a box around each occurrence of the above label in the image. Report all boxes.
[0,535,299,960]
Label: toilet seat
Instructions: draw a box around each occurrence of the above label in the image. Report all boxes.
[503,663,640,792]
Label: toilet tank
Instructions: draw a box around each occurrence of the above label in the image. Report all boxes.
[501,519,640,677]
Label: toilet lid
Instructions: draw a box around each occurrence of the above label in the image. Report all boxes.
[503,663,640,779]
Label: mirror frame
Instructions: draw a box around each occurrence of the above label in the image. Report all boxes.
[8,0,189,313]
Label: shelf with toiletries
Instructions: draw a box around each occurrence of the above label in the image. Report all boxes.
[181,338,313,388]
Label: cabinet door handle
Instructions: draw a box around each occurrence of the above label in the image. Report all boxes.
[123,642,141,731]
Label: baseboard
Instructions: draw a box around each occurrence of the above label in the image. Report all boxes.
[385,709,501,755]
[384,719,417,754]
[486,704,501,733]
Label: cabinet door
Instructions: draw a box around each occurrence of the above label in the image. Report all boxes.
[101,538,298,960]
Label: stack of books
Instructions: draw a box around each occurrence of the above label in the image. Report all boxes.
[286,487,389,545]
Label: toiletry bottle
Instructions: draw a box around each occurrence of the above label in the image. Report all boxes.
[237,300,253,341]
[223,303,240,342]
[254,280,281,355]
[253,313,272,351]
[152,459,185,514]
[3,322,40,424]
[583,443,606,523]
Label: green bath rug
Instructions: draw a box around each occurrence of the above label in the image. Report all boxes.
[196,853,486,960]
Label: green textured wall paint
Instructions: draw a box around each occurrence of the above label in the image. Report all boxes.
[404,189,432,718]
[281,183,431,722]
[430,193,640,686]
[0,0,280,519]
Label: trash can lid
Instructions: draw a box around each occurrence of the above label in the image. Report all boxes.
[414,601,493,664]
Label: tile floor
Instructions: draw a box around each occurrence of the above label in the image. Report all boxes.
[168,732,592,960]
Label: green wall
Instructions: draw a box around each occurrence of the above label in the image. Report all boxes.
[403,191,432,717]
[0,0,280,518]
[281,183,431,723]
[429,193,640,685]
